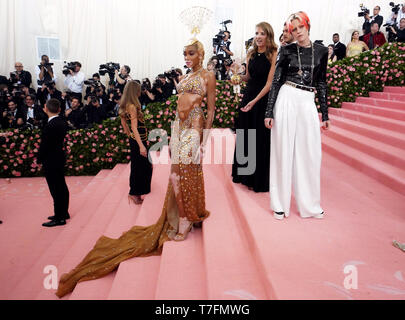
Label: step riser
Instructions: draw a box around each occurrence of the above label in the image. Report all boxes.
[331,117,405,150]
[356,97,405,110]
[383,87,405,94]
[369,92,405,102]
[343,103,405,121]
[325,130,405,170]
[322,142,405,196]
[329,109,405,134]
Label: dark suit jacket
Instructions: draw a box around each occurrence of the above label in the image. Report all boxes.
[333,42,347,60]
[38,116,67,169]
[363,32,387,49]
[363,15,384,34]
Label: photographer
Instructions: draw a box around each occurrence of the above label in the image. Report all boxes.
[213,30,234,61]
[152,74,173,102]
[84,94,107,126]
[114,65,132,93]
[35,55,57,106]
[1,100,25,129]
[222,58,234,80]
[64,61,85,102]
[140,78,155,107]
[363,6,384,35]
[22,94,47,129]
[389,17,405,41]
[38,80,63,107]
[10,62,32,88]
[85,73,106,98]
[65,96,86,129]
[386,3,405,28]
[363,22,387,49]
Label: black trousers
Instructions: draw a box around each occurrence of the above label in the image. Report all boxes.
[44,165,70,220]
[129,138,152,196]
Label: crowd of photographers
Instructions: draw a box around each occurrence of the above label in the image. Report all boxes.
[1,4,404,132]
[0,54,185,131]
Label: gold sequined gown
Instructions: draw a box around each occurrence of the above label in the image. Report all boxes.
[55,73,210,298]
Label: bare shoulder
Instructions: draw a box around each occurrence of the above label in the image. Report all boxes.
[201,69,215,82]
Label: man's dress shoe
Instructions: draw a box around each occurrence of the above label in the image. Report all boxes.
[42,220,66,227]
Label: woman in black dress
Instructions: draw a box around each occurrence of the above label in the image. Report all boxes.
[232,22,277,192]
[119,81,153,204]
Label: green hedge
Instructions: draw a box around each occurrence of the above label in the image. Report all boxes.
[1,42,404,178]
[326,42,405,108]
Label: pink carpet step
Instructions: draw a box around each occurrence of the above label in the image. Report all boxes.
[342,102,405,121]
[329,108,405,134]
[329,114,405,150]
[154,230,207,300]
[7,165,127,299]
[325,125,405,170]
[36,164,131,300]
[369,91,405,102]
[384,86,405,94]
[356,97,405,110]
[71,162,167,300]
[202,165,268,300]
[107,163,170,300]
[322,134,405,196]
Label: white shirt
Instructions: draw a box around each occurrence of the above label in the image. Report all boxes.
[387,9,405,28]
[27,106,34,120]
[35,65,57,88]
[48,115,58,123]
[64,71,85,93]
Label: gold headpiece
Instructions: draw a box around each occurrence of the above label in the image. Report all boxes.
[180,6,213,45]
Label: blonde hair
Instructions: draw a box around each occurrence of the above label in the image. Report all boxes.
[185,40,205,66]
[247,22,278,63]
[119,81,144,122]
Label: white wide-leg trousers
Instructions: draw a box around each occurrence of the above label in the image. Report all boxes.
[270,84,323,218]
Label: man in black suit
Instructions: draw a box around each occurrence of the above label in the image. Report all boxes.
[362,6,384,35]
[38,98,70,227]
[332,33,347,60]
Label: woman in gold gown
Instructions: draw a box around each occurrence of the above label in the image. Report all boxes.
[55,39,216,298]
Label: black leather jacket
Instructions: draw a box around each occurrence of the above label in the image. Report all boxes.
[265,42,329,121]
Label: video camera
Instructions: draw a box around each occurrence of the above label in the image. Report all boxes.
[38,62,54,69]
[84,78,102,89]
[164,68,179,81]
[358,4,370,17]
[141,79,151,91]
[63,61,77,76]
[99,62,120,85]
[212,20,232,55]
[389,2,401,14]
[9,72,20,84]
[153,77,164,89]
[245,37,254,51]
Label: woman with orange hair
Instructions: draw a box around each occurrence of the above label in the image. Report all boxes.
[264,11,331,220]
[55,39,216,298]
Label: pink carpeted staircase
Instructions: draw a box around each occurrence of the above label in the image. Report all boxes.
[1,86,405,300]
[324,86,405,197]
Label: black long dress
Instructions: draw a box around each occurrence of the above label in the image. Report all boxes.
[127,115,153,196]
[232,52,271,193]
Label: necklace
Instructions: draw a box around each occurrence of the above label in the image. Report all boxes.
[189,67,203,76]
[297,41,314,85]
